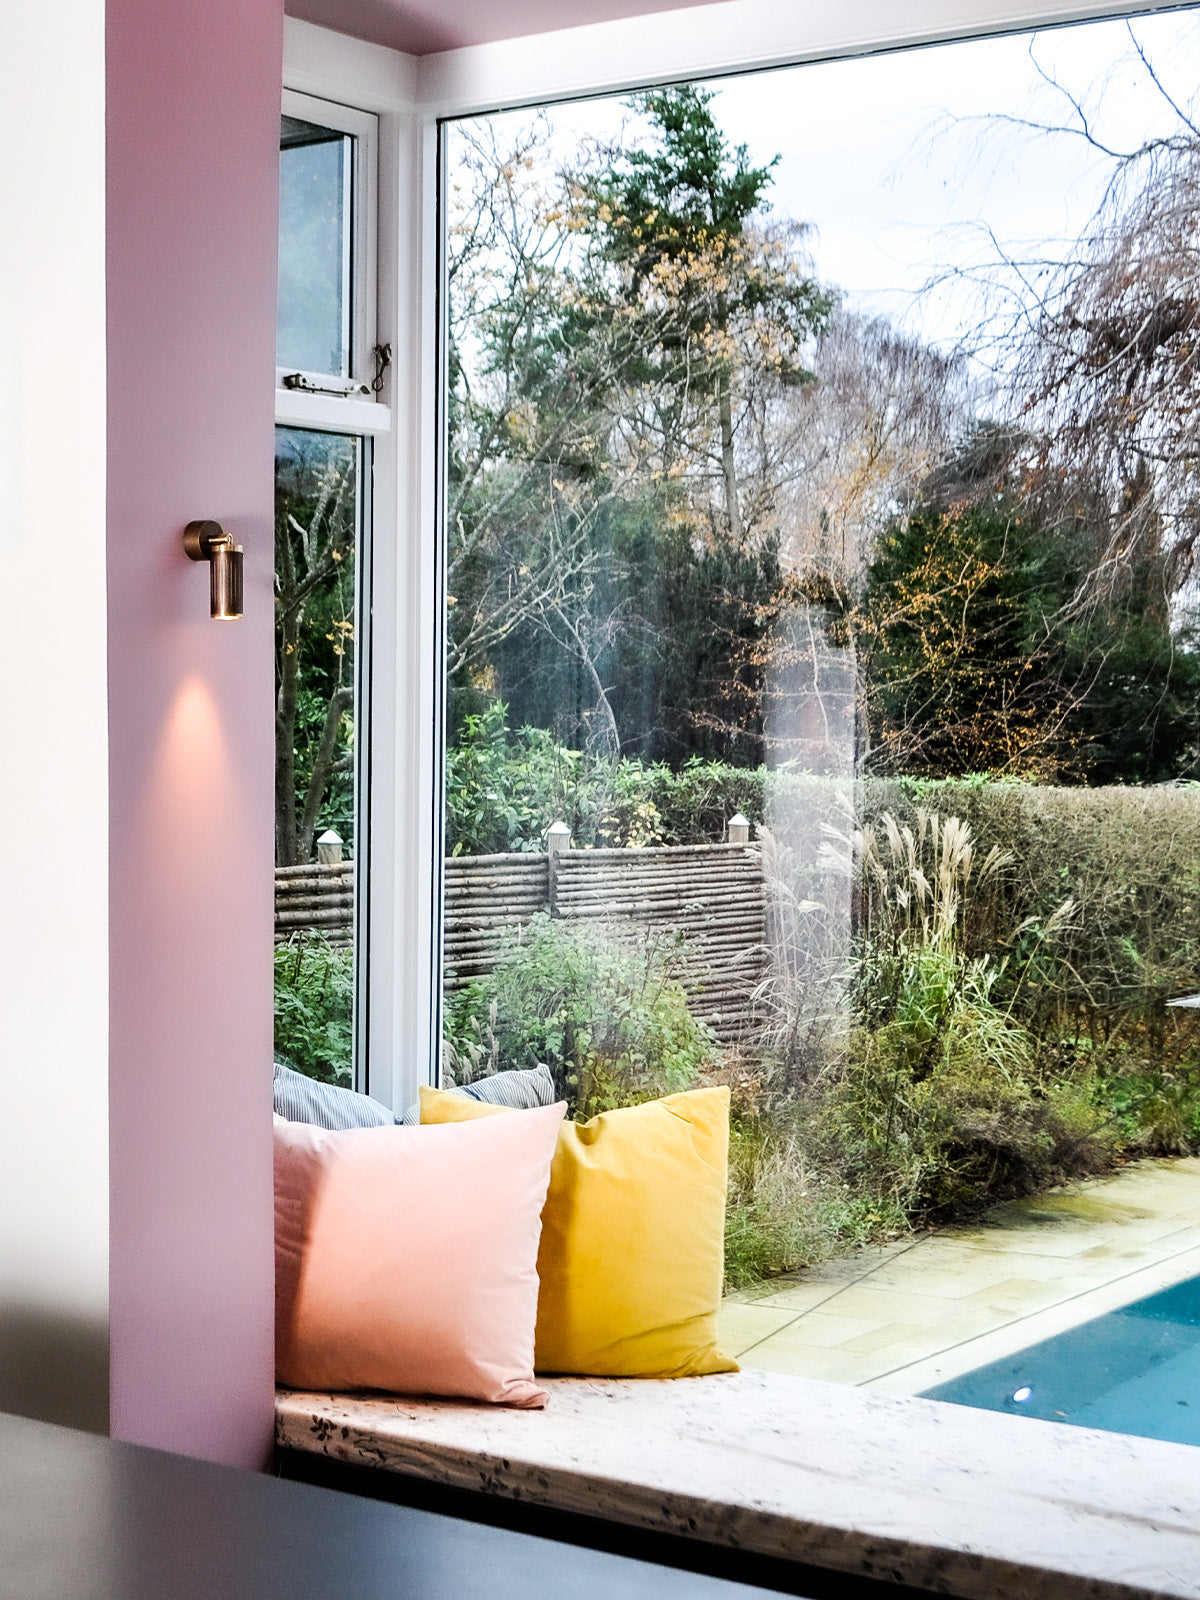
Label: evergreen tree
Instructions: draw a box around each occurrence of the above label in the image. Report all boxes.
[579,86,831,544]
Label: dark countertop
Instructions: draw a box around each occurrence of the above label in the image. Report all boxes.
[0,1407,798,1600]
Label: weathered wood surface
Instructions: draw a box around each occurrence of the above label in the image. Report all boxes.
[443,855,549,987]
[275,861,354,946]
[276,844,770,1039]
[443,844,767,1041]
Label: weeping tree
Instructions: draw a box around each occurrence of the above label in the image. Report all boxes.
[1020,130,1200,613]
[958,22,1200,614]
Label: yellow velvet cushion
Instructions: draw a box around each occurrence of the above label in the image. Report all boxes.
[420,1084,737,1378]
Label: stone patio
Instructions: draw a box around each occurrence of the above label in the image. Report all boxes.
[720,1156,1200,1396]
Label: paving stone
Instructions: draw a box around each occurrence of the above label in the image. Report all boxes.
[730,1156,1200,1388]
[717,1302,800,1357]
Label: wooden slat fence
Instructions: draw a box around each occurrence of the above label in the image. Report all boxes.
[442,852,549,988]
[443,841,766,1042]
[553,843,766,1040]
[275,861,354,945]
[276,837,769,1040]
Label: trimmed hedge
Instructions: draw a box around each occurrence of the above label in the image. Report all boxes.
[865,778,1200,1024]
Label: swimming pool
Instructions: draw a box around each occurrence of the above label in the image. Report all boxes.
[923,1274,1200,1448]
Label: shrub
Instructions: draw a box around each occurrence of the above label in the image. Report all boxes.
[273,934,354,1086]
[443,913,714,1118]
[1082,1018,1200,1156]
[859,778,1200,1029]
[829,1013,1108,1219]
[808,808,1110,1218]
[724,1107,907,1287]
[445,703,764,854]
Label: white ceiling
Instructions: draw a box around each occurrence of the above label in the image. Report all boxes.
[283,0,727,57]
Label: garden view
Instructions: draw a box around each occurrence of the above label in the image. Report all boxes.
[277,12,1200,1291]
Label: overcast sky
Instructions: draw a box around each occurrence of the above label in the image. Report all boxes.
[454,5,1200,367]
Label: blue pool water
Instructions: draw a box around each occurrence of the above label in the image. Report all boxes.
[922,1274,1200,1448]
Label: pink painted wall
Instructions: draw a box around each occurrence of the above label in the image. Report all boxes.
[285,0,726,56]
[107,0,283,1467]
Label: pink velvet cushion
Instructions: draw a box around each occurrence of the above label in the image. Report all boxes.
[274,1101,565,1406]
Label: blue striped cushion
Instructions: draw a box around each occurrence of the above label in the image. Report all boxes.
[398,1063,556,1126]
[273,1061,394,1131]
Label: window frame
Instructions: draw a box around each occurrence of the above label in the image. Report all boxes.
[285,0,1197,1103]
[276,67,393,1095]
[276,87,383,422]
[282,1,1200,1575]
[283,22,430,1112]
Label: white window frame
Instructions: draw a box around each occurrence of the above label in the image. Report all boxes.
[285,0,1194,1114]
[283,22,428,1111]
[277,87,387,431]
[276,59,398,1094]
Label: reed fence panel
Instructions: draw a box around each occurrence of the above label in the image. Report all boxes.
[442,853,550,988]
[444,842,766,1041]
[276,842,769,1041]
[274,861,354,945]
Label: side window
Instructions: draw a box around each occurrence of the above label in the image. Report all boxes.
[276,90,379,398]
[278,115,354,378]
[274,91,381,1091]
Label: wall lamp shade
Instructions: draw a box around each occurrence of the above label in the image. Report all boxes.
[183,520,243,619]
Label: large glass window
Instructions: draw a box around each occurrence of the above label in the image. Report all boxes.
[440,10,1200,1441]
[274,89,379,1090]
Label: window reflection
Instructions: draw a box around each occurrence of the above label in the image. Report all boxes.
[278,116,352,377]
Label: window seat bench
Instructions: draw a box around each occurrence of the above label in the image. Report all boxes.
[276,1369,1200,1600]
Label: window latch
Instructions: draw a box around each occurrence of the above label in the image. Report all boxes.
[280,371,372,398]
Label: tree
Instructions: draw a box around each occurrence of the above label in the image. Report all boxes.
[446,120,653,706]
[580,86,832,545]
[446,94,834,766]
[955,24,1200,615]
[1020,132,1200,613]
[861,499,1066,777]
[774,308,972,584]
[857,428,1200,781]
[275,430,358,866]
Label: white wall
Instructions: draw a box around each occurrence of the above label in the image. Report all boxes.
[0,0,109,1431]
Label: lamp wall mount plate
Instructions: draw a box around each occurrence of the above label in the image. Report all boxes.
[183,520,243,619]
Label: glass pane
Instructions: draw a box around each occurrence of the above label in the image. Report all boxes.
[441,11,1200,1437]
[278,116,352,376]
[274,427,361,1085]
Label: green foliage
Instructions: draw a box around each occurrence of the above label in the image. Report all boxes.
[859,778,1200,1029]
[742,784,1200,1268]
[478,504,785,770]
[863,501,1060,778]
[273,934,354,1087]
[1082,1023,1200,1156]
[446,703,764,854]
[813,812,1110,1219]
[584,84,832,405]
[724,1107,906,1288]
[444,913,714,1119]
[830,1007,1106,1220]
[861,463,1200,783]
[446,90,830,770]
[275,429,358,865]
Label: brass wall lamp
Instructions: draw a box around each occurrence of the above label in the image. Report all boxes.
[183,521,243,619]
